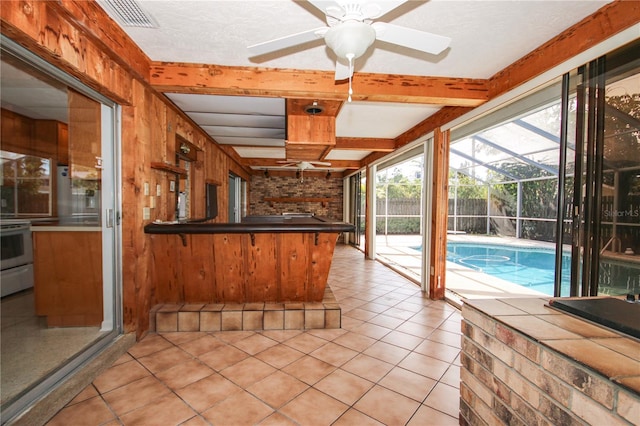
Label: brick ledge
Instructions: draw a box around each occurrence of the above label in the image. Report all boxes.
[150,287,341,332]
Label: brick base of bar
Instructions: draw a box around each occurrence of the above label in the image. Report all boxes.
[460,298,640,426]
[150,287,341,332]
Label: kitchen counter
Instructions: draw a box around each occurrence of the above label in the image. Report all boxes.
[31,225,101,232]
[30,217,100,232]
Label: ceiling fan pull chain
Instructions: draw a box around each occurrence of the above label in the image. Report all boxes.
[347,53,354,102]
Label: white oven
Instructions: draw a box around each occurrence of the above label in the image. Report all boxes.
[0,220,34,297]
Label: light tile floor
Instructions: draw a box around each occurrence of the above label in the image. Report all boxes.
[1,290,105,406]
[46,245,461,425]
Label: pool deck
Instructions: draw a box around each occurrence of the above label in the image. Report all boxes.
[372,234,550,304]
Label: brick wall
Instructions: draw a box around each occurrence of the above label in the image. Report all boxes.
[460,303,639,425]
[249,174,344,220]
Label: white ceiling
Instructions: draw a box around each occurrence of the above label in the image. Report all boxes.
[109,0,610,78]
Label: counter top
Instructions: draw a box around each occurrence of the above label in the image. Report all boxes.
[31,225,101,232]
[463,297,640,395]
[30,219,100,232]
[144,215,355,234]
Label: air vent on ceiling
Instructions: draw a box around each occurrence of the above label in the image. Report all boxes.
[98,0,158,28]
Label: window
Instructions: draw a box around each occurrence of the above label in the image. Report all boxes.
[1,151,51,216]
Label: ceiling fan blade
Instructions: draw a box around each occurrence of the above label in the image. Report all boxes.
[312,161,332,166]
[307,0,342,15]
[248,27,328,57]
[372,22,451,55]
[361,1,408,20]
[334,58,353,81]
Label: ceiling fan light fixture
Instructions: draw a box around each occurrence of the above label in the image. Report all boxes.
[325,21,376,60]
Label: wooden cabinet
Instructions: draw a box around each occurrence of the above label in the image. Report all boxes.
[33,230,103,327]
[1,108,68,161]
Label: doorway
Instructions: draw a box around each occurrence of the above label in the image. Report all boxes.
[0,37,121,421]
[228,173,245,223]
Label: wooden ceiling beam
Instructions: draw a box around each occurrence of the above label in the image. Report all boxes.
[489,1,640,99]
[150,63,489,107]
[335,137,396,152]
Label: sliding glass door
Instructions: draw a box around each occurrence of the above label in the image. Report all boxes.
[1,36,121,421]
[561,40,639,297]
[347,172,364,247]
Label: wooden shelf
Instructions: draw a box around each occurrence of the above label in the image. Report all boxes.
[264,197,336,207]
[150,162,187,176]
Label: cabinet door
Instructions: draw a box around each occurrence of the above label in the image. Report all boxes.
[33,231,103,326]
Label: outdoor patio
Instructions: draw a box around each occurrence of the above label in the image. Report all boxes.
[372,234,549,304]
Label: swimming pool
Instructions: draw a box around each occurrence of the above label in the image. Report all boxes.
[446,242,569,295]
[445,242,640,296]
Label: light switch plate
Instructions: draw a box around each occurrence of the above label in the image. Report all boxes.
[143,207,150,220]
[156,184,161,196]
[150,196,155,208]
[143,182,150,196]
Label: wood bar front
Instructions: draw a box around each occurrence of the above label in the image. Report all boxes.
[144,216,354,304]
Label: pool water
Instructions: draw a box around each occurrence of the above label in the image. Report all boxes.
[446,243,571,296]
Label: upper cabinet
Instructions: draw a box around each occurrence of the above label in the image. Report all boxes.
[68,90,101,173]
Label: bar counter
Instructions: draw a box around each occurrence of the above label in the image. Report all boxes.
[144,215,355,304]
[144,215,355,235]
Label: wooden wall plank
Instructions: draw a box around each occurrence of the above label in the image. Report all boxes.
[308,233,338,302]
[213,234,245,303]
[278,233,310,301]
[244,233,279,302]
[181,235,216,302]
[149,234,180,302]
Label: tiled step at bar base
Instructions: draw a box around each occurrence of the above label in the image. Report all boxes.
[150,287,341,332]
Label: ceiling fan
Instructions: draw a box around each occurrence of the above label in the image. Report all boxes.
[278,160,331,182]
[277,160,332,170]
[276,160,332,182]
[247,0,451,85]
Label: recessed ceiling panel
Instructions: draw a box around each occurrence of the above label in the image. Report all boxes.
[166,93,285,115]
[325,150,372,161]
[186,112,285,128]
[336,102,441,138]
[213,137,285,147]
[201,126,285,139]
[233,147,285,159]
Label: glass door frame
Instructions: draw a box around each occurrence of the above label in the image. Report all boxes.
[1,35,122,421]
[557,40,640,297]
